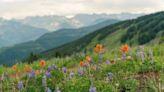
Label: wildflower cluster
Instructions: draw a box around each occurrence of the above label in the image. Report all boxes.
[0,43,162,92]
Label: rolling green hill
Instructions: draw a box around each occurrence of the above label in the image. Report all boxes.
[42,11,164,58]
[0,19,118,65]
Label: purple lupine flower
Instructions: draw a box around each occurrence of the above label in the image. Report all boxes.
[139,46,145,62]
[47,65,51,72]
[78,68,83,76]
[122,53,126,60]
[45,71,52,78]
[52,64,56,70]
[42,75,47,87]
[107,72,113,81]
[106,60,111,64]
[46,87,52,92]
[89,85,96,92]
[29,70,35,79]
[55,87,61,92]
[62,67,67,74]
[17,81,23,90]
[69,71,74,79]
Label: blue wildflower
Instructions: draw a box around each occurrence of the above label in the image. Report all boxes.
[78,68,83,76]
[122,53,126,60]
[52,64,56,70]
[55,87,61,92]
[62,67,67,74]
[47,65,51,72]
[69,71,74,79]
[139,46,145,62]
[106,60,111,64]
[46,87,52,92]
[17,81,23,91]
[45,71,52,78]
[29,70,35,79]
[89,85,96,92]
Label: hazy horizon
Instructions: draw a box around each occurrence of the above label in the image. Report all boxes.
[0,0,164,19]
[0,12,146,20]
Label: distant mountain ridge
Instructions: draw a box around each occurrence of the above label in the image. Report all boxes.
[0,13,143,48]
[16,13,143,31]
[0,20,48,48]
[0,19,119,65]
[73,13,144,26]
[16,15,81,31]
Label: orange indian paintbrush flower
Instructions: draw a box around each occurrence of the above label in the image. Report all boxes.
[24,65,29,72]
[17,70,21,75]
[94,44,104,53]
[24,65,32,72]
[80,61,84,67]
[12,65,17,71]
[120,44,129,53]
[39,59,46,67]
[85,56,91,62]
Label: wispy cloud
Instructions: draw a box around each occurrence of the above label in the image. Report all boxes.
[0,0,164,19]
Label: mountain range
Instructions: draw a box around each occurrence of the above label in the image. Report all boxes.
[16,15,81,31]
[73,13,143,26]
[0,19,48,48]
[0,13,143,48]
[0,19,119,65]
[41,12,164,59]
[17,13,143,31]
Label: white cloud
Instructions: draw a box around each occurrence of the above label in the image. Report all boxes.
[1,0,27,3]
[0,0,164,19]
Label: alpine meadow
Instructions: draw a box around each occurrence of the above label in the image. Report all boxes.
[0,0,164,92]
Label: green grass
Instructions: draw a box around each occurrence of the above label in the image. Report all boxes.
[0,44,163,92]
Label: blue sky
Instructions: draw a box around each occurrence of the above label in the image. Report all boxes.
[0,0,164,19]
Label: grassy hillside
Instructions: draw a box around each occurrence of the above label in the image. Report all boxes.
[0,43,163,92]
[42,12,164,59]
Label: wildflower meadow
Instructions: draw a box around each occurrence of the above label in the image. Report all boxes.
[0,44,164,92]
